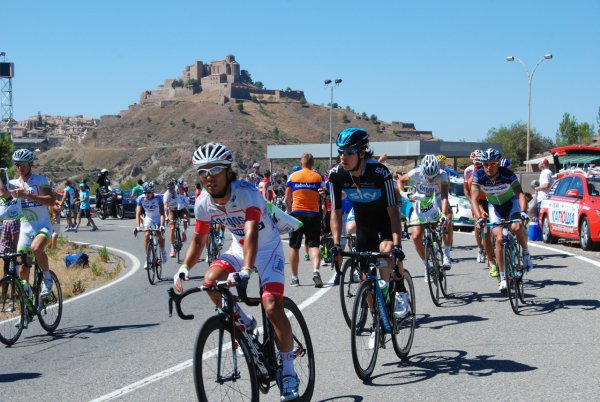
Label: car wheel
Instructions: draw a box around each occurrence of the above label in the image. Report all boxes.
[579,217,598,251]
[542,215,557,244]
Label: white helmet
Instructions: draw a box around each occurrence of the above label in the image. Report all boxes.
[12,149,36,163]
[421,154,440,179]
[192,142,233,171]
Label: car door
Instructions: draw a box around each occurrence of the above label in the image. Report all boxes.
[547,176,580,239]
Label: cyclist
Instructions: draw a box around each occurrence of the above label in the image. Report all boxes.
[9,149,56,297]
[285,153,325,287]
[174,142,300,401]
[164,181,186,257]
[437,154,460,177]
[176,180,190,241]
[399,154,453,278]
[328,128,409,318]
[471,148,533,292]
[259,170,275,201]
[464,150,488,263]
[135,181,167,264]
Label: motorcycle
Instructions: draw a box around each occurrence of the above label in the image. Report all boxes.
[97,187,124,220]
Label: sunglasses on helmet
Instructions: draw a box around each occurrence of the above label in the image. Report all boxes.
[197,165,227,178]
[337,148,360,156]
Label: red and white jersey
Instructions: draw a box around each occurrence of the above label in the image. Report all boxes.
[194,180,280,248]
[463,164,476,182]
[258,177,274,201]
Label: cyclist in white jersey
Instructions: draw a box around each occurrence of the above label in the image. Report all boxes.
[135,181,167,262]
[173,142,300,401]
[398,154,453,279]
[176,181,190,239]
[9,149,56,296]
[163,180,188,257]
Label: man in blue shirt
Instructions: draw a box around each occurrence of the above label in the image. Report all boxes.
[75,183,98,232]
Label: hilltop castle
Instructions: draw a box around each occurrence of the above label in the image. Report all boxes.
[140,54,304,106]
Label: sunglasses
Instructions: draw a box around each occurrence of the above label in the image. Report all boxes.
[14,163,28,167]
[144,191,154,194]
[482,162,498,168]
[197,166,227,178]
[337,149,360,156]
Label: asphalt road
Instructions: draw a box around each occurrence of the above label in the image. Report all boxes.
[1,219,599,401]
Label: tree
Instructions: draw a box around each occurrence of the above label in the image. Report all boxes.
[485,122,554,167]
[0,133,15,169]
[254,81,265,90]
[240,70,253,85]
[370,114,378,123]
[556,112,595,145]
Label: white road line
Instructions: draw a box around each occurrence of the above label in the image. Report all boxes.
[89,263,335,401]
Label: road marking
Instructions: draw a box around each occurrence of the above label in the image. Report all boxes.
[89,259,335,401]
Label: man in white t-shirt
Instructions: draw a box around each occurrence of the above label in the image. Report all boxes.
[534,158,554,213]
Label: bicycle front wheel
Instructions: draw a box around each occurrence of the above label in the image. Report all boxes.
[146,243,156,285]
[36,270,63,333]
[391,270,416,358]
[505,247,520,315]
[340,258,361,328]
[175,229,182,264]
[426,244,441,306]
[350,281,379,380]
[155,246,164,281]
[194,316,258,402]
[0,277,25,346]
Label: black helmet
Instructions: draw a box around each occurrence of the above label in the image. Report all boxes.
[336,128,369,149]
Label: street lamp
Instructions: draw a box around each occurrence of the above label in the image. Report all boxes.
[506,53,553,172]
[325,78,342,168]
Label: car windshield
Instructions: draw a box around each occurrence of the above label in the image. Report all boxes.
[587,177,600,196]
[449,182,465,197]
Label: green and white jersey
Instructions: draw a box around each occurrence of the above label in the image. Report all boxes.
[10,174,51,224]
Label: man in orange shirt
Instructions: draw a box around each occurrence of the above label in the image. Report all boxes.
[285,153,325,287]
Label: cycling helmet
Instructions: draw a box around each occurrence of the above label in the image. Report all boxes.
[500,158,511,168]
[143,181,155,192]
[421,154,440,179]
[100,168,108,174]
[470,150,482,162]
[336,128,369,149]
[480,148,502,163]
[177,179,184,187]
[12,149,36,163]
[436,154,447,162]
[192,142,233,170]
[167,180,176,188]
[252,162,260,168]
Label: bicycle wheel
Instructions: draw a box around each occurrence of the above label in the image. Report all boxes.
[175,229,182,264]
[350,281,379,380]
[340,258,361,328]
[391,270,416,358]
[283,297,315,402]
[505,247,520,314]
[155,244,164,281]
[207,233,217,265]
[425,244,441,306]
[436,241,449,298]
[0,277,25,346]
[146,243,156,285]
[36,270,63,333]
[194,316,258,402]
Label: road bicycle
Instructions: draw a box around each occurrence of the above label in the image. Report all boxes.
[206,222,222,266]
[171,218,188,264]
[485,219,527,314]
[334,250,415,380]
[419,218,449,306]
[168,275,315,401]
[0,252,63,346]
[135,227,164,285]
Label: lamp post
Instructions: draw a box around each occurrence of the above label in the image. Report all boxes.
[325,79,342,168]
[505,53,553,172]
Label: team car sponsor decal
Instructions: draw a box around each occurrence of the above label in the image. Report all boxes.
[548,201,579,228]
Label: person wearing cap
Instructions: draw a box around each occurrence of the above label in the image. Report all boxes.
[75,182,98,232]
[248,162,263,188]
[534,158,554,214]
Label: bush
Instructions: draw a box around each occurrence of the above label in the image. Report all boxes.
[98,246,109,262]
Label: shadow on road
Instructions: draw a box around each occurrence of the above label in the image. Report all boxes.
[367,349,536,386]
[0,372,42,383]
[317,396,365,402]
[416,313,488,330]
[518,296,600,316]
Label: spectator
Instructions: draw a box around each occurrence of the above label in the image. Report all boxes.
[258,170,274,201]
[130,179,144,202]
[61,180,77,232]
[0,175,21,273]
[194,182,202,199]
[76,183,98,232]
[534,159,554,213]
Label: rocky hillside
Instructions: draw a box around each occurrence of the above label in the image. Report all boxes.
[37,93,431,185]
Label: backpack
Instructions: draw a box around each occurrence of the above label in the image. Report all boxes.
[65,253,89,268]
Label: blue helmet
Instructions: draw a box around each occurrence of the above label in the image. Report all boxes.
[292,165,301,172]
[480,148,502,163]
[143,181,155,192]
[500,158,511,168]
[336,128,369,149]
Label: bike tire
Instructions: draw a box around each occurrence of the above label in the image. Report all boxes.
[426,243,441,306]
[146,243,156,285]
[0,277,25,346]
[282,297,316,402]
[155,244,163,281]
[194,316,258,402]
[175,228,182,264]
[391,270,416,358]
[36,270,63,333]
[339,258,360,328]
[505,246,520,314]
[350,281,379,380]
[436,239,449,297]
[117,204,125,219]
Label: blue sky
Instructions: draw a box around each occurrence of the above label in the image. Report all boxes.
[3,0,599,143]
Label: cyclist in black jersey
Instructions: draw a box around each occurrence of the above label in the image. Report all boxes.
[328,128,409,318]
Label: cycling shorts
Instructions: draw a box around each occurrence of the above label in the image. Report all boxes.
[18,221,52,256]
[205,240,286,300]
[356,211,392,252]
[289,212,321,249]
[489,198,520,225]
[408,202,442,226]
[169,209,187,220]
[143,216,161,229]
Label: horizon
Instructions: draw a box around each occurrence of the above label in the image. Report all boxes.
[2,1,599,143]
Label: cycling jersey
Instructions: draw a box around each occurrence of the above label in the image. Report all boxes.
[194,180,285,294]
[258,177,274,201]
[405,167,448,225]
[286,168,324,214]
[472,167,520,206]
[176,193,189,210]
[163,190,179,211]
[463,164,476,183]
[137,193,164,227]
[10,174,51,224]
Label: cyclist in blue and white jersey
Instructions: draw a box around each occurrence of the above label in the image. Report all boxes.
[471,148,532,292]
[164,180,188,257]
[398,154,454,279]
[176,180,190,240]
[328,128,409,319]
[173,142,300,401]
[135,182,167,263]
[9,149,56,297]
